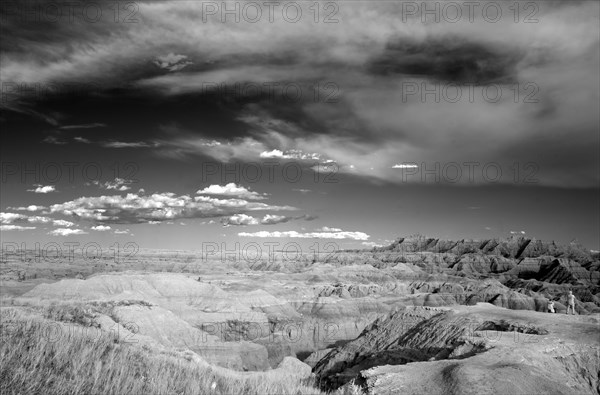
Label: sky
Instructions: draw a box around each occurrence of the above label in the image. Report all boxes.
[1,0,599,254]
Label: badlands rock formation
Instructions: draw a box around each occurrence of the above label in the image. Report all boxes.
[3,235,599,393]
[321,304,599,394]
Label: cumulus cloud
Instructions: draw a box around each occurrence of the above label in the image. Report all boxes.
[221,214,259,227]
[0,212,27,224]
[91,225,111,231]
[27,185,56,193]
[197,183,267,200]
[238,230,370,240]
[114,229,131,234]
[26,216,52,224]
[260,214,291,225]
[49,228,87,236]
[0,212,74,228]
[52,219,74,227]
[49,190,296,224]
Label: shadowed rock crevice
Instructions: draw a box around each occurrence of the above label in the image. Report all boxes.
[475,319,549,335]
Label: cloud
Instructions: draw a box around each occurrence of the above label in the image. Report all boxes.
[59,123,106,130]
[238,230,370,240]
[362,241,383,248]
[368,36,522,84]
[221,214,259,226]
[9,205,47,212]
[0,225,36,231]
[222,213,312,226]
[49,190,296,224]
[392,163,419,169]
[2,1,598,188]
[153,53,193,72]
[317,226,342,232]
[197,183,267,200]
[74,136,91,143]
[114,229,131,234]
[292,189,311,194]
[91,225,111,231]
[0,212,28,224]
[259,149,322,160]
[27,185,56,193]
[102,141,161,149]
[42,136,67,145]
[0,212,75,228]
[510,230,527,235]
[49,228,87,236]
[53,219,75,227]
[260,214,291,225]
[26,216,52,224]
[90,178,134,191]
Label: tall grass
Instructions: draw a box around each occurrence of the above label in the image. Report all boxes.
[0,306,325,395]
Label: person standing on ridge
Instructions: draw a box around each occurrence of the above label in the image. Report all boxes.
[566,291,577,315]
[547,299,555,313]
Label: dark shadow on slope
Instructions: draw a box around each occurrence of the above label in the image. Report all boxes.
[475,320,549,335]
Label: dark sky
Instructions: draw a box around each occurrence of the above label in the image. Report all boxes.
[1,1,599,251]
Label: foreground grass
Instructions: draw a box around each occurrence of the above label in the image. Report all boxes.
[0,306,327,395]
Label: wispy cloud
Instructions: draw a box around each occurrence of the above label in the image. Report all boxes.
[59,123,106,130]
[42,136,67,145]
[1,224,36,231]
[102,141,161,149]
[74,136,91,143]
[259,149,322,160]
[238,229,370,240]
[89,178,134,192]
[49,228,87,236]
[10,205,46,212]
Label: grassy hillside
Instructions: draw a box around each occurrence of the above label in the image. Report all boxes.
[0,302,329,395]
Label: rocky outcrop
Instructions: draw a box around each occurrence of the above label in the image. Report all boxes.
[21,273,392,369]
[377,235,594,264]
[314,303,600,393]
